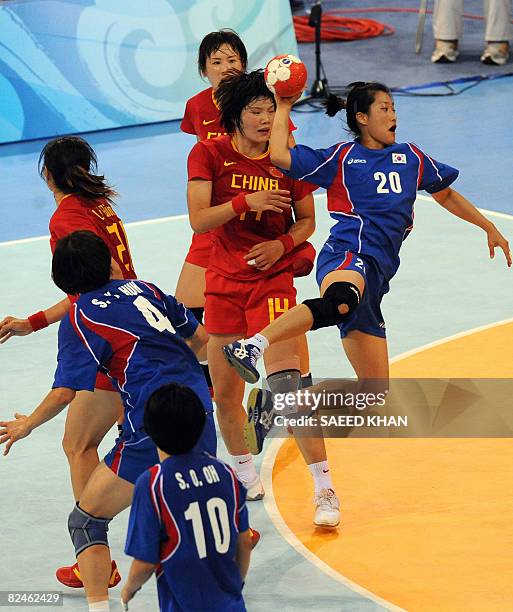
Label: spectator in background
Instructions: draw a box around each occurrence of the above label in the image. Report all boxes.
[431,0,511,65]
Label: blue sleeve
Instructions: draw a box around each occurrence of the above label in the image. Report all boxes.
[125,470,161,564]
[236,478,249,533]
[418,148,459,194]
[285,143,343,189]
[52,314,103,391]
[163,295,199,339]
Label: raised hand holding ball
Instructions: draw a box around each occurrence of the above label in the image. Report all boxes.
[264,54,307,98]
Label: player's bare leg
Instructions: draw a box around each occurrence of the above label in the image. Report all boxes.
[342,330,389,381]
[208,334,247,453]
[175,262,210,374]
[297,334,310,375]
[75,462,134,606]
[208,333,263,498]
[175,261,207,308]
[62,389,123,500]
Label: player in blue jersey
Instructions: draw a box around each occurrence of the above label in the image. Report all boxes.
[224,82,511,450]
[121,382,253,612]
[0,231,217,612]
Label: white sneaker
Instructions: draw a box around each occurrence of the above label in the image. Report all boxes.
[431,40,459,63]
[481,42,509,65]
[245,476,265,501]
[314,488,340,527]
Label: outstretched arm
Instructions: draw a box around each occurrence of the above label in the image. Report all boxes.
[0,387,76,455]
[0,298,70,344]
[432,187,511,266]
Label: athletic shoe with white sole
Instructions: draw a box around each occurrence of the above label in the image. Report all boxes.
[314,488,340,527]
[245,476,265,501]
[223,340,261,383]
[244,388,275,455]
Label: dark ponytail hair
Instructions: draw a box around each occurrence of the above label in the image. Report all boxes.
[324,82,391,137]
[216,69,275,134]
[39,136,118,204]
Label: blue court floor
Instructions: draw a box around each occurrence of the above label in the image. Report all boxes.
[1,77,512,610]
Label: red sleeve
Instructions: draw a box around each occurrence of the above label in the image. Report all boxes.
[187,141,215,181]
[288,117,297,133]
[180,97,197,135]
[291,177,317,202]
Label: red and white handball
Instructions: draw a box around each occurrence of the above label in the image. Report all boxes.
[264,54,307,97]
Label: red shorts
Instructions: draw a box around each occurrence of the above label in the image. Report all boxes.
[95,371,116,392]
[204,270,296,336]
[185,232,215,268]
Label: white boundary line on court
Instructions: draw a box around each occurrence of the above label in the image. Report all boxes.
[260,437,407,612]
[389,316,513,363]
[1,193,512,248]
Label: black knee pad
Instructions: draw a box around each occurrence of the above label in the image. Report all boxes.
[190,307,204,325]
[303,282,361,330]
[68,503,111,557]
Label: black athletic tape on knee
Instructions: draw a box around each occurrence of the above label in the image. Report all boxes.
[303,282,361,330]
[190,307,204,325]
[68,503,111,557]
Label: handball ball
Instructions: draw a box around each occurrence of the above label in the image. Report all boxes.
[264,54,307,97]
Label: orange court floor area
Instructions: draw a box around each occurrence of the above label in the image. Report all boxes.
[272,321,513,611]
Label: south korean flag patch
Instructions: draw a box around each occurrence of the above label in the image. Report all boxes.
[392,153,407,164]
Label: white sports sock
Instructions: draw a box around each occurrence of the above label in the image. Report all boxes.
[89,600,110,612]
[232,453,258,485]
[248,333,269,356]
[308,460,333,493]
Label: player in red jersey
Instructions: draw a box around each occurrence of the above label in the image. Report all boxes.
[177,30,314,400]
[0,136,135,588]
[187,70,334,514]
[177,30,248,394]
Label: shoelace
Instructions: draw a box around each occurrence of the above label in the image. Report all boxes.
[316,489,338,509]
[234,341,258,366]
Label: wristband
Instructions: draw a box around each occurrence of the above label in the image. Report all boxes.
[277,234,295,255]
[232,193,250,215]
[28,310,49,332]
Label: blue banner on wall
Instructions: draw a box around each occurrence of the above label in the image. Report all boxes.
[0,0,298,144]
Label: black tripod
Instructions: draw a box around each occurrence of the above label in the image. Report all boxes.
[294,0,330,108]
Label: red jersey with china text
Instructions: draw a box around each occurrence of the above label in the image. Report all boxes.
[181,87,297,141]
[49,194,136,278]
[187,135,315,280]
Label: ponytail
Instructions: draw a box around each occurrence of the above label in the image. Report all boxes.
[324,94,346,117]
[39,136,118,205]
[325,82,391,137]
[63,165,118,203]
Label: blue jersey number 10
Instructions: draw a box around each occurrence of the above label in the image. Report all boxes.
[184,498,231,558]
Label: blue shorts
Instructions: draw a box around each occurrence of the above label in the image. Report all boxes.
[316,242,389,339]
[104,412,217,484]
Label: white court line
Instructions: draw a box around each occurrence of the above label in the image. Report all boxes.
[260,437,406,612]
[390,316,513,363]
[1,194,512,248]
